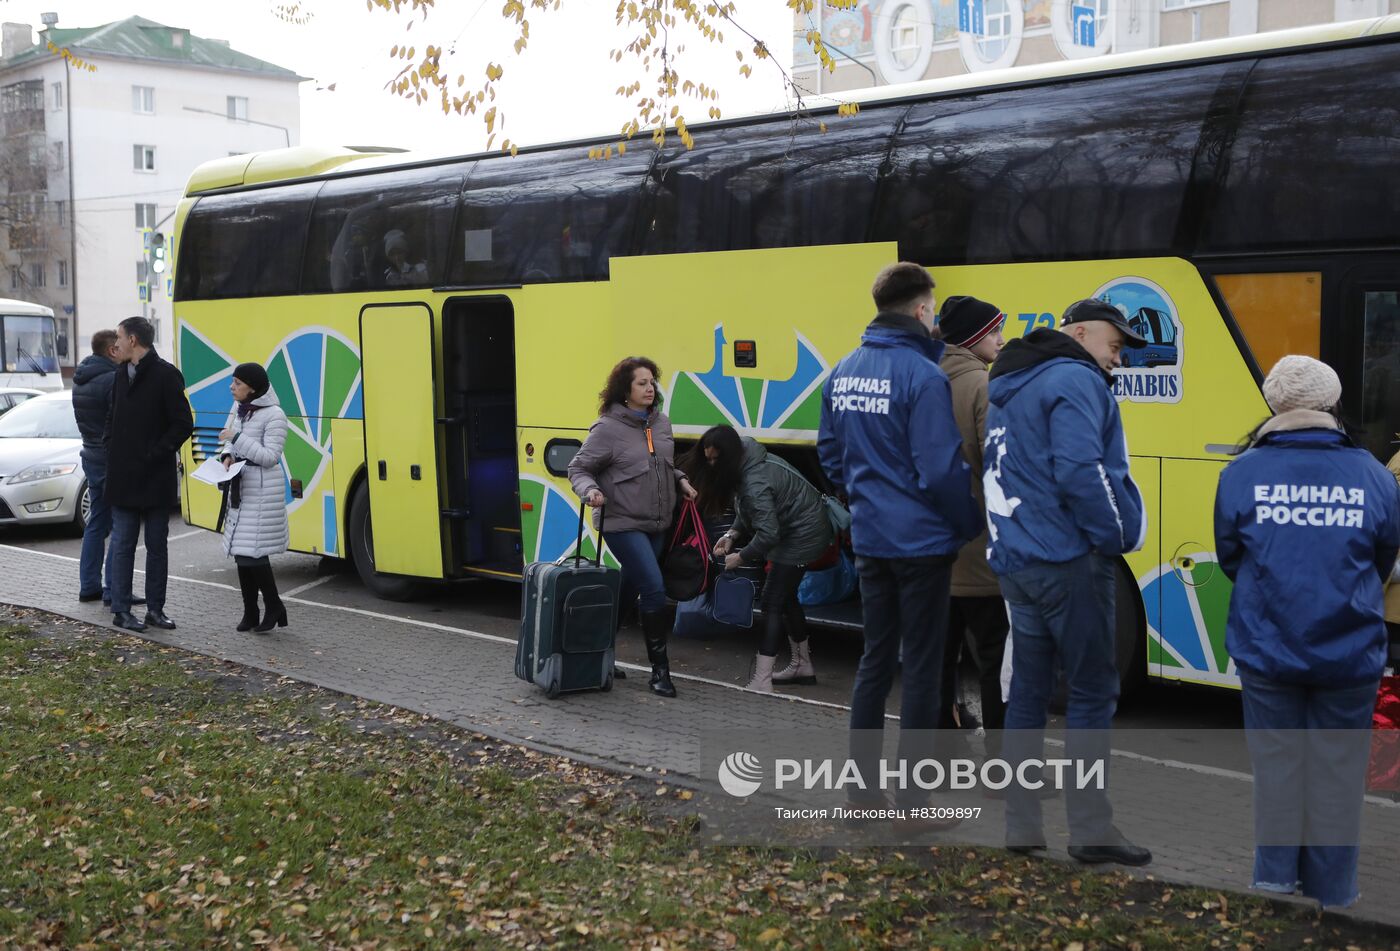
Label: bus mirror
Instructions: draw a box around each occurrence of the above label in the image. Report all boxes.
[57,335,68,358]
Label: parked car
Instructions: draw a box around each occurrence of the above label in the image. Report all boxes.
[0,390,87,533]
[0,387,43,417]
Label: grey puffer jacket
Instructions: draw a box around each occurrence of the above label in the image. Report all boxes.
[568,404,686,534]
[220,392,290,559]
[730,437,833,567]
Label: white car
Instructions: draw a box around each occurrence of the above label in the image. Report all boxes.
[0,390,87,533]
[0,387,43,417]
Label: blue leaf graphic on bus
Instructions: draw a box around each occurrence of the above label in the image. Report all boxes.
[668,323,830,436]
[519,476,618,569]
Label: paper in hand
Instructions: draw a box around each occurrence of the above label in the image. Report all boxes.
[191,456,245,486]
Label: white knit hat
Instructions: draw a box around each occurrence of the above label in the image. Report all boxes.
[1262,355,1341,414]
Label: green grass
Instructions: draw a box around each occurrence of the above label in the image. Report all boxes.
[0,614,1393,949]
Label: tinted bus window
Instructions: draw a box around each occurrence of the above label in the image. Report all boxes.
[175,183,320,300]
[642,111,896,255]
[447,148,648,286]
[303,164,467,293]
[874,65,1230,264]
[1204,44,1400,252]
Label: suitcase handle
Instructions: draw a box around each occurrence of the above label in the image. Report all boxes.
[575,502,604,567]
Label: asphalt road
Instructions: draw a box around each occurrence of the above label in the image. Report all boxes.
[0,510,1251,768]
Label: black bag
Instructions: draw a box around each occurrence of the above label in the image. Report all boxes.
[662,498,710,602]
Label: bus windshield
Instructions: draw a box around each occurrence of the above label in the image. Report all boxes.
[1,314,59,374]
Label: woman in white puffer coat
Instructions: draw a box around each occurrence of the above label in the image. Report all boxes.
[218,362,290,634]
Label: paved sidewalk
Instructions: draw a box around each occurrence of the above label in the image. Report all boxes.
[2,541,1398,929]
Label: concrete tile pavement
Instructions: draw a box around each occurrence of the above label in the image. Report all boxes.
[1,541,1397,930]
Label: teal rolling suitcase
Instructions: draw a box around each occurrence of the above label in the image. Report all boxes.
[515,504,620,698]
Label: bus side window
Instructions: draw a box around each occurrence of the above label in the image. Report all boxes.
[1360,290,1400,463]
[302,165,467,295]
[176,184,320,301]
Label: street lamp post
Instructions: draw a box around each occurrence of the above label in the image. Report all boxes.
[180,105,292,148]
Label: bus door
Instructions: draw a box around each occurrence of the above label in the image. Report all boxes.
[1337,263,1400,465]
[441,295,520,577]
[359,302,446,578]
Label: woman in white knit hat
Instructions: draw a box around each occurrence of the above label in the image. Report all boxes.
[1214,355,1400,908]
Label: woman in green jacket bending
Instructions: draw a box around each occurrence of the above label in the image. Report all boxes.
[688,425,834,692]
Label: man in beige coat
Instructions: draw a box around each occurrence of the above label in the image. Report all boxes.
[936,296,1011,757]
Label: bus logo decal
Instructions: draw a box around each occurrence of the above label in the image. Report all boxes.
[1094,276,1185,405]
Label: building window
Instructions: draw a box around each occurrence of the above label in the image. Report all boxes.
[132,85,155,114]
[875,1,935,83]
[1052,0,1113,58]
[1163,0,1221,6]
[55,200,65,227]
[57,260,68,287]
[135,203,158,229]
[51,141,64,171]
[51,82,62,110]
[958,0,1026,71]
[133,145,156,172]
[30,263,44,288]
[9,265,19,289]
[226,96,248,121]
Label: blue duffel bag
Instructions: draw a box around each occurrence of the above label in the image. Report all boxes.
[798,550,858,606]
[673,572,756,639]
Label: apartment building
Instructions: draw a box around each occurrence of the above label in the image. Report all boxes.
[0,15,303,365]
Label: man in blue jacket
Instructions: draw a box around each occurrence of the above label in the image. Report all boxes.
[985,298,1151,866]
[71,329,143,610]
[819,262,980,818]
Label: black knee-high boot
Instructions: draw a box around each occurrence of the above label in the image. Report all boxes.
[640,609,676,697]
[236,567,261,631]
[251,565,287,633]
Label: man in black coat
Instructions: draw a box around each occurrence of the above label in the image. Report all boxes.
[105,316,193,632]
[71,329,142,609]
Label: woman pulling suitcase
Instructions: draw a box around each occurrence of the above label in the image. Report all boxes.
[685,425,834,693]
[568,357,697,697]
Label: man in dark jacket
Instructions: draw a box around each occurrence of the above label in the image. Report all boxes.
[72,330,139,608]
[985,298,1150,866]
[819,262,980,819]
[105,316,193,632]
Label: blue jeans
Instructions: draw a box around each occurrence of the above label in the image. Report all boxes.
[78,448,113,599]
[849,553,954,807]
[1241,671,1378,908]
[603,530,666,615]
[1000,553,1119,846]
[109,506,169,614]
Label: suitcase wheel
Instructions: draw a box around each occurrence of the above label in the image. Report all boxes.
[545,674,562,700]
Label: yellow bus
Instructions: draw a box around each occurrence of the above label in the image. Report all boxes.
[172,16,1400,694]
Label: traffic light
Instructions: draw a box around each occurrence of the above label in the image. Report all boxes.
[151,232,167,275]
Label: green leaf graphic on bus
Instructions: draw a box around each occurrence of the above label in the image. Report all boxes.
[180,324,362,514]
[667,324,830,437]
[1141,557,1236,686]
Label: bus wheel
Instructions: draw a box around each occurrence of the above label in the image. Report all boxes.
[348,481,422,602]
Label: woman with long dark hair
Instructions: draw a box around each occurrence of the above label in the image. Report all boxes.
[685,424,833,692]
[568,356,696,697]
[1215,355,1400,908]
[218,362,290,634]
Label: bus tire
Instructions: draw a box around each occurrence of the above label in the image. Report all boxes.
[347,480,422,602]
[1046,559,1145,713]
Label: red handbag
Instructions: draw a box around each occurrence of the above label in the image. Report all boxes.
[1367,675,1400,793]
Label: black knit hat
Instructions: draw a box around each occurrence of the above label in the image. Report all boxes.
[233,362,270,400]
[938,295,1005,348]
